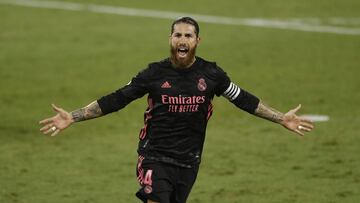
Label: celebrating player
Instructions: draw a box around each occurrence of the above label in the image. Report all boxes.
[39,17,314,203]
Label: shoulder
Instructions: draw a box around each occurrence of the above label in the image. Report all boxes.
[148,58,171,70]
[196,56,227,78]
[196,56,216,67]
[136,58,171,78]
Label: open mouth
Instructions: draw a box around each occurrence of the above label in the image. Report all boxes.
[177,47,189,58]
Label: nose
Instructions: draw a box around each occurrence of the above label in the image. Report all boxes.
[179,36,188,43]
[179,42,186,46]
[178,37,188,45]
[178,39,186,45]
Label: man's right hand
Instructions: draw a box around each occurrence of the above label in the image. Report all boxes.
[39,104,74,137]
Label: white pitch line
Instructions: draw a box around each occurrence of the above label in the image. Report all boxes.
[300,115,330,122]
[1,0,360,35]
[329,17,360,26]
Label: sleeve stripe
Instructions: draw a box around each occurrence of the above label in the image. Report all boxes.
[222,82,241,101]
[227,86,235,98]
[232,88,241,100]
[224,83,234,95]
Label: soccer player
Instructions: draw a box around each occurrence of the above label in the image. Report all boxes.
[39,17,314,203]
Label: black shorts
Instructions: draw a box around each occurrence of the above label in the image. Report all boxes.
[135,155,199,203]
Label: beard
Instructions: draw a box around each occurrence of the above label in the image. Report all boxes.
[170,44,197,68]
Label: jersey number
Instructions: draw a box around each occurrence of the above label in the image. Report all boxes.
[144,169,153,186]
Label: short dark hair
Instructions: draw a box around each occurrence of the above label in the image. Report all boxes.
[171,17,200,37]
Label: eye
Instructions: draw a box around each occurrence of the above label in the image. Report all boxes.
[185,33,193,38]
[174,33,182,38]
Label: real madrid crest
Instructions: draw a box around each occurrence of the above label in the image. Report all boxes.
[197,78,207,91]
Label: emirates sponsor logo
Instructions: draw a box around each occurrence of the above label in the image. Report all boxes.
[162,95,206,113]
[197,78,207,91]
[161,95,205,104]
[161,81,172,88]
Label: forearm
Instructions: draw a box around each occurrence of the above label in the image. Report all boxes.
[254,101,284,124]
[70,101,104,123]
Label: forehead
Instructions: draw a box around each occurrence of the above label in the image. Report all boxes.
[173,23,196,34]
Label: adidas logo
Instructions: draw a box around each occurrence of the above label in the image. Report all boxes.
[161,81,172,88]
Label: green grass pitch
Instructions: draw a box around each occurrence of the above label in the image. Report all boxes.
[1,0,360,202]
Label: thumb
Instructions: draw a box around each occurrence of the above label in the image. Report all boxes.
[52,104,63,113]
[290,104,301,114]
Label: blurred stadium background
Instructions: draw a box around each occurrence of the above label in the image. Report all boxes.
[1,0,359,202]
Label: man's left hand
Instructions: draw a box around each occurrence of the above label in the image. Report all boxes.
[281,104,314,136]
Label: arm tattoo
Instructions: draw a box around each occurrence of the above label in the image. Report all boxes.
[254,101,284,124]
[71,101,103,122]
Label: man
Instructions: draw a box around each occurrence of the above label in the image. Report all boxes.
[39,17,314,203]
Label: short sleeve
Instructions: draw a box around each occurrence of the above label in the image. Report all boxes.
[97,67,151,114]
[121,68,151,100]
[214,66,231,96]
[212,65,259,114]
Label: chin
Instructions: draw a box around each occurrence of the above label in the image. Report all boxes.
[171,49,196,68]
[173,56,192,67]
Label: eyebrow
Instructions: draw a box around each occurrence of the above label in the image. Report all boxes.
[173,32,194,37]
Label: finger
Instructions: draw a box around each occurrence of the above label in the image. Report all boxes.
[300,117,313,124]
[52,104,63,113]
[43,127,54,135]
[300,122,314,129]
[291,104,302,114]
[40,124,53,132]
[39,117,53,125]
[299,126,312,132]
[51,129,60,137]
[294,129,304,136]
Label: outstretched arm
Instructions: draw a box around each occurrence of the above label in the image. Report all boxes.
[254,101,314,136]
[39,101,103,136]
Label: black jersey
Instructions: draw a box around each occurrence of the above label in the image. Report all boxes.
[98,57,259,168]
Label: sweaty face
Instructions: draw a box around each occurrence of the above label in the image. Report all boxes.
[170,23,200,68]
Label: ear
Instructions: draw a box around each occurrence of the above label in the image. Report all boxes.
[197,37,201,45]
